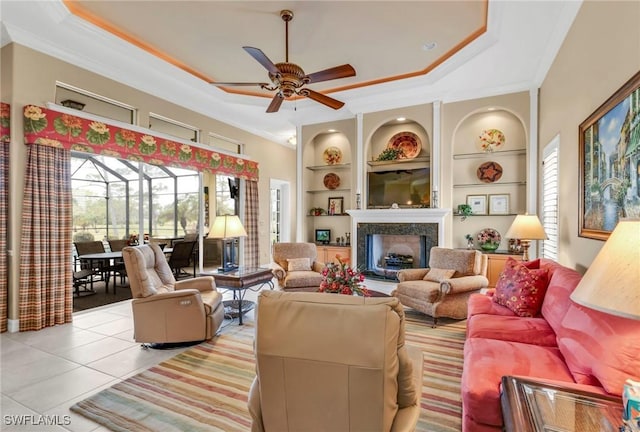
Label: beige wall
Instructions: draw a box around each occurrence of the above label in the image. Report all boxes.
[5,43,296,321]
[539,0,640,271]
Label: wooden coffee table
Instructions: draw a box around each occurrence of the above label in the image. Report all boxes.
[201,267,274,325]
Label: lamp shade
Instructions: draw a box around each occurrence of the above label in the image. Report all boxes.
[208,215,247,239]
[570,219,640,320]
[505,214,548,240]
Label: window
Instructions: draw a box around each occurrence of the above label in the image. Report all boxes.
[541,137,559,260]
[270,187,281,244]
[149,113,199,142]
[216,175,238,216]
[209,133,243,154]
[55,83,136,124]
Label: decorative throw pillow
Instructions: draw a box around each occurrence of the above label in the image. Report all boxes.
[493,257,549,317]
[287,257,312,272]
[522,258,541,269]
[423,268,456,282]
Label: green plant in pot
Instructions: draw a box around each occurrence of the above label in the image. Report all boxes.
[457,204,473,221]
[375,148,403,161]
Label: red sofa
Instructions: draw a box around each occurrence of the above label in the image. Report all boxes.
[461,258,640,431]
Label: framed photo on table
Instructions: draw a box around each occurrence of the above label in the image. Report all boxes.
[579,70,640,240]
[466,194,487,215]
[328,197,344,215]
[489,194,510,215]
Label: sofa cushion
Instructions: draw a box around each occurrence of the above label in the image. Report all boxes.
[556,303,640,393]
[467,292,517,318]
[423,268,456,282]
[493,258,549,317]
[394,280,441,303]
[539,260,583,336]
[467,314,557,346]
[283,271,324,289]
[287,257,311,272]
[462,338,575,427]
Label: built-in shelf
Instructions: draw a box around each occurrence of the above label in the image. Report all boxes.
[453,149,526,160]
[454,213,519,217]
[307,188,350,194]
[307,214,350,217]
[306,163,351,171]
[367,156,430,167]
[453,181,526,188]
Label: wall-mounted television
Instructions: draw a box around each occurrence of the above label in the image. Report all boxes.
[367,168,430,208]
[315,229,331,244]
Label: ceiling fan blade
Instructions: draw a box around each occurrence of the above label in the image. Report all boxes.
[243,46,280,75]
[266,92,285,113]
[210,82,270,87]
[301,89,345,110]
[305,64,356,84]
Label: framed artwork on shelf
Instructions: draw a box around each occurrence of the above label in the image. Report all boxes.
[467,194,487,215]
[489,194,510,215]
[579,70,640,240]
[328,196,344,215]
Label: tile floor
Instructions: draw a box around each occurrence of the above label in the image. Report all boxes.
[0,276,395,432]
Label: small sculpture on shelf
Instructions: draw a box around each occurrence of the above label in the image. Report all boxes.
[345,232,351,246]
[465,234,474,250]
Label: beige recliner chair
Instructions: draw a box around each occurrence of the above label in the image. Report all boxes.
[392,247,488,327]
[122,243,224,344]
[248,291,423,432]
[271,242,325,292]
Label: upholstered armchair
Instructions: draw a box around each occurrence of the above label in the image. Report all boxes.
[122,243,224,345]
[392,247,488,327]
[271,242,325,292]
[248,291,423,432]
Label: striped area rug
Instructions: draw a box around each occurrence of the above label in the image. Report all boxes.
[71,312,465,431]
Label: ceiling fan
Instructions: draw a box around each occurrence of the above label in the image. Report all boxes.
[211,10,356,113]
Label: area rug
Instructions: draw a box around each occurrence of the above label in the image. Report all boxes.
[71,311,465,432]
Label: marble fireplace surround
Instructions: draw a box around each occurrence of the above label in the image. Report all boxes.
[347,209,451,270]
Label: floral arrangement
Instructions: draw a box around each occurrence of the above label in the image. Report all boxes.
[477,228,501,250]
[478,129,505,153]
[319,255,369,296]
[375,148,403,161]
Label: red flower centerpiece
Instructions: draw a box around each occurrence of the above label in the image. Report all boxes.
[319,255,369,296]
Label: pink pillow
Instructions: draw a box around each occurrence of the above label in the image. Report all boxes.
[493,258,549,317]
[522,258,540,269]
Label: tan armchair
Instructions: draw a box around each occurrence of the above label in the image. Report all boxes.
[122,243,224,345]
[392,247,488,327]
[248,291,423,432]
[271,242,325,292]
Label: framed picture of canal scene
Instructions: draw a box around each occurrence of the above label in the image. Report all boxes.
[579,70,640,240]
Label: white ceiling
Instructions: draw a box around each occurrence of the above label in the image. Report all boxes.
[0,1,581,147]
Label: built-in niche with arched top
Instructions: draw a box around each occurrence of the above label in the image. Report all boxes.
[366,119,431,208]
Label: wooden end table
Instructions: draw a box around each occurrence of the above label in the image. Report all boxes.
[501,375,625,432]
[201,267,274,325]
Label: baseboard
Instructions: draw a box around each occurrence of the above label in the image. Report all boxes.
[7,319,19,333]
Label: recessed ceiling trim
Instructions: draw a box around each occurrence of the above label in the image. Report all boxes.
[62,0,488,101]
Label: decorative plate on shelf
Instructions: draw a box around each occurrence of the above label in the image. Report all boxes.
[477,161,503,183]
[477,228,502,251]
[476,128,505,153]
[323,173,341,190]
[386,131,421,159]
[323,146,343,165]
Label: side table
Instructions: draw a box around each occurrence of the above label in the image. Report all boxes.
[501,375,625,432]
[201,267,274,325]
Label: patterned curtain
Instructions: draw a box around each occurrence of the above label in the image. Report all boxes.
[18,145,73,331]
[244,180,259,267]
[0,142,8,332]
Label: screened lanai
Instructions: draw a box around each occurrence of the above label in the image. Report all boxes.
[71,152,201,244]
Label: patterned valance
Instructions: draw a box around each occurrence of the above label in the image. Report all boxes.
[23,105,259,181]
[0,103,9,143]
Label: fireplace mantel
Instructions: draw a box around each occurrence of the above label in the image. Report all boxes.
[347,208,451,264]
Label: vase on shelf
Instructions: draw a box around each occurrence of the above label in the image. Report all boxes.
[480,243,499,251]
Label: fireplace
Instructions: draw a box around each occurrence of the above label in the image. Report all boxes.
[365,233,429,279]
[347,208,450,280]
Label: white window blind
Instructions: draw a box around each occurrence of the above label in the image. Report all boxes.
[542,139,559,260]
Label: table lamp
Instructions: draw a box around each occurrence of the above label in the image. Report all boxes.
[505,214,547,261]
[570,219,640,320]
[208,215,247,272]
